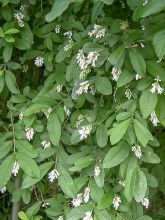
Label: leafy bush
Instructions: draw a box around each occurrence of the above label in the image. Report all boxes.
[0,0,165,219]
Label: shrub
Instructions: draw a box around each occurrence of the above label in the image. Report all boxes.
[0,0,165,219]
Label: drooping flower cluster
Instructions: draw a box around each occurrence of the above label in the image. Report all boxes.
[150,111,159,126]
[42,107,52,119]
[64,30,72,39]
[25,128,34,141]
[64,39,73,52]
[56,84,63,93]
[113,196,121,210]
[55,25,61,34]
[94,164,101,177]
[64,105,71,116]
[14,12,25,27]
[83,211,93,220]
[34,56,44,67]
[72,187,91,207]
[150,76,164,94]
[88,24,106,39]
[132,145,142,159]
[41,140,51,149]
[78,125,92,140]
[76,114,84,127]
[0,186,6,194]
[48,169,60,182]
[125,87,132,100]
[141,197,149,209]
[12,161,19,176]
[119,180,125,187]
[135,74,142,80]
[143,0,148,6]
[42,202,50,208]
[111,67,121,81]
[75,81,90,96]
[87,52,100,67]
[57,216,64,220]
[19,112,24,120]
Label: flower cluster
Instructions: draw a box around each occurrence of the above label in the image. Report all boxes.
[119,180,125,187]
[42,107,52,119]
[83,187,90,203]
[56,84,63,93]
[14,12,25,27]
[135,74,142,80]
[57,216,64,220]
[88,24,106,39]
[25,128,34,141]
[83,211,93,220]
[94,164,101,177]
[150,111,159,126]
[111,67,121,81]
[64,30,72,39]
[48,169,60,182]
[132,145,142,159]
[125,87,132,100]
[64,105,71,116]
[143,0,148,6]
[12,161,19,176]
[72,187,91,207]
[150,76,164,94]
[76,114,84,127]
[78,125,92,140]
[55,25,61,34]
[141,197,149,208]
[75,81,90,97]
[113,196,121,210]
[34,56,44,67]
[0,186,6,194]
[42,202,50,208]
[41,140,51,149]
[64,39,73,51]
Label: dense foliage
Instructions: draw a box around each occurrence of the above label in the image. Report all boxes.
[0,0,165,219]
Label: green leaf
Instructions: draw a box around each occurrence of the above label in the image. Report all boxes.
[101,0,114,5]
[5,70,19,94]
[108,45,126,67]
[26,202,42,218]
[18,211,29,220]
[0,141,12,159]
[47,111,61,146]
[94,167,105,188]
[110,119,131,145]
[5,28,19,34]
[133,170,148,202]
[117,69,134,87]
[45,0,70,22]
[16,152,41,178]
[22,162,53,189]
[136,215,152,220]
[3,44,13,62]
[89,179,104,203]
[153,30,165,58]
[0,154,14,189]
[91,1,104,23]
[140,89,158,118]
[97,192,113,210]
[103,141,130,168]
[94,209,111,220]
[15,140,38,158]
[133,119,153,147]
[142,151,160,164]
[133,0,165,21]
[58,165,77,198]
[69,156,94,172]
[95,77,112,95]
[96,124,108,148]
[24,104,48,116]
[129,48,146,76]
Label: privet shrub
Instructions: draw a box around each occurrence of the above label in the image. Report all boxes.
[0,0,165,219]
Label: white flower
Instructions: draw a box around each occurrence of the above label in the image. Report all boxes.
[0,186,6,194]
[42,202,49,208]
[143,0,148,6]
[64,39,73,51]
[14,12,25,27]
[25,128,34,141]
[87,51,99,67]
[150,76,164,94]
[76,81,90,96]
[83,211,93,220]
[94,165,101,177]
[140,42,145,48]
[19,112,24,120]
[76,114,84,127]
[48,169,60,182]
[150,111,159,126]
[20,3,28,11]
[64,30,72,39]
[113,196,121,210]
[64,105,71,116]
[55,25,61,34]
[125,88,132,100]
[135,74,142,80]
[83,187,90,203]
[88,24,106,39]
[34,56,44,67]
[141,197,149,209]
[132,145,142,159]
[78,125,92,140]
[76,50,89,70]
[71,193,83,207]
[79,68,91,80]
[57,216,64,220]
[141,25,145,31]
[12,161,19,176]
[42,107,52,119]
[111,67,121,81]
[119,180,125,187]
[41,140,51,149]
[56,84,63,93]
